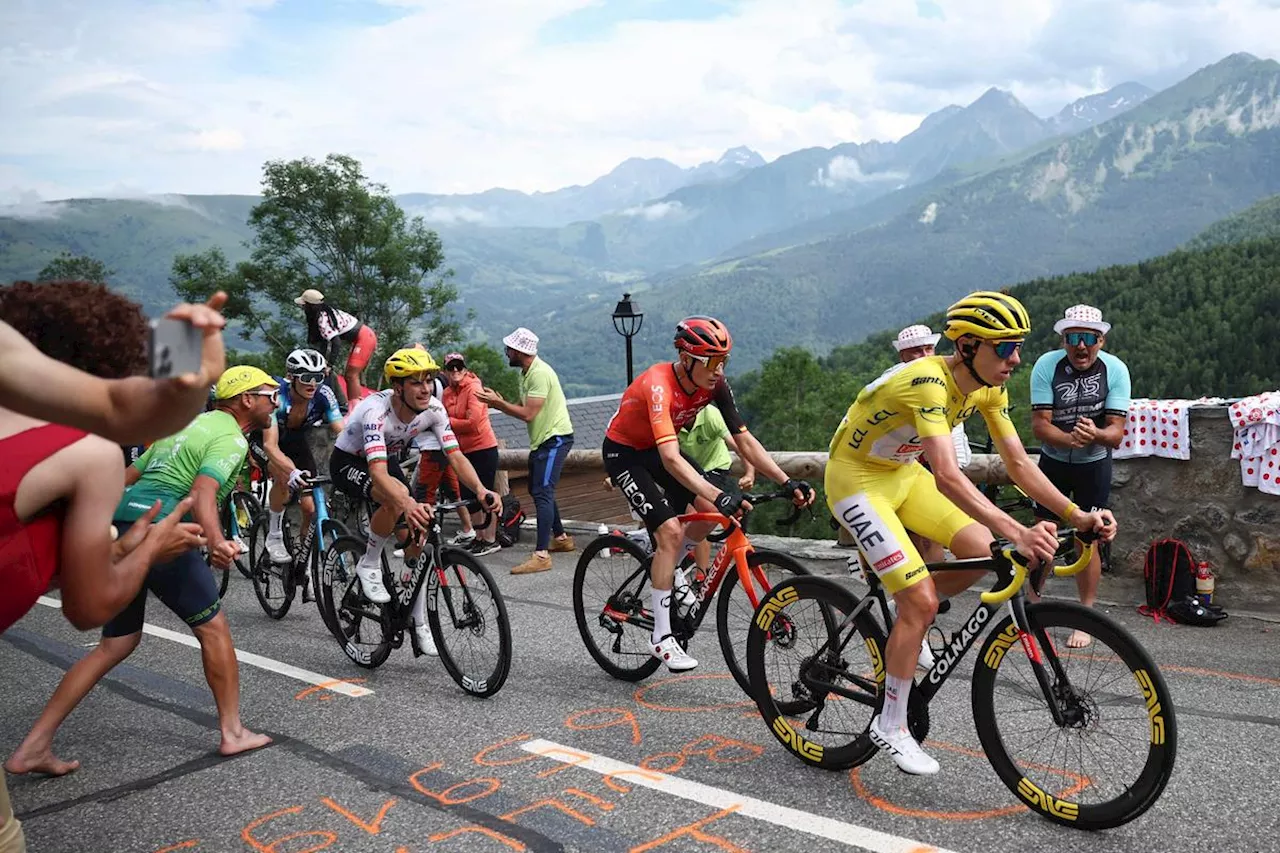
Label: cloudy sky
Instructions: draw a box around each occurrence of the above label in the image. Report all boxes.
[1,0,1276,203]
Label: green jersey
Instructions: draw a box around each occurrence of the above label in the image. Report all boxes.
[116,410,249,522]
[520,356,573,448]
[678,405,732,472]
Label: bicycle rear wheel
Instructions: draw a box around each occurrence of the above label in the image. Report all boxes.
[428,548,513,697]
[572,534,662,682]
[972,601,1177,830]
[227,490,262,579]
[747,575,883,770]
[249,517,296,619]
[716,548,810,700]
[322,535,392,668]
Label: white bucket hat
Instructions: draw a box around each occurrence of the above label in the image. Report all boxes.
[1053,304,1111,336]
[892,324,941,352]
[502,327,539,356]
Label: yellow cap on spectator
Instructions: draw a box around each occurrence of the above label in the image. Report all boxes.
[215,366,279,400]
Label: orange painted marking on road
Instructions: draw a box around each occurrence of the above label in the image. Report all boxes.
[241,806,337,853]
[409,764,502,805]
[293,678,367,701]
[428,825,526,850]
[501,798,597,827]
[153,841,199,853]
[640,750,686,774]
[849,740,1091,821]
[564,788,616,811]
[602,767,664,793]
[474,733,537,766]
[528,744,592,778]
[566,707,643,744]
[319,796,396,835]
[633,674,755,712]
[630,805,747,852]
[1061,651,1280,686]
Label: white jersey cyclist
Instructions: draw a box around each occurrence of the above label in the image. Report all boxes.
[335,389,458,463]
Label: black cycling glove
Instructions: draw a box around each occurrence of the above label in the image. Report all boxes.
[714,490,749,517]
[783,478,815,503]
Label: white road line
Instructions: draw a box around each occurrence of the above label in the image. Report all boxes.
[36,596,372,697]
[521,738,961,853]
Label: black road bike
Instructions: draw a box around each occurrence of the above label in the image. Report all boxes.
[746,530,1176,830]
[247,476,350,622]
[321,499,512,698]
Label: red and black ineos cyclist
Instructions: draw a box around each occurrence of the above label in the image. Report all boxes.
[601,316,816,672]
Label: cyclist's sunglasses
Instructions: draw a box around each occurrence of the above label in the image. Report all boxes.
[988,340,1023,359]
[289,371,326,385]
[688,353,729,372]
[1064,331,1100,348]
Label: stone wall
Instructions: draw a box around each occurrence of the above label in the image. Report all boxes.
[1109,406,1280,610]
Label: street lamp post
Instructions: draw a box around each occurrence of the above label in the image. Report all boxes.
[611,292,644,386]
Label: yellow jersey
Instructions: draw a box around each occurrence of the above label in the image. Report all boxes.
[828,356,1016,469]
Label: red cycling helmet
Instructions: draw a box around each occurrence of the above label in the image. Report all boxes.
[674,316,732,358]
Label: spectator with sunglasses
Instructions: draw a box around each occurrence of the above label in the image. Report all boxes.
[261,349,345,564]
[1030,304,1131,648]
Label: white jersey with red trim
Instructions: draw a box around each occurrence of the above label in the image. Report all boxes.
[334,390,457,463]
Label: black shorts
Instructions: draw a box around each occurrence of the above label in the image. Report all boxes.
[247,429,317,475]
[330,447,407,502]
[1034,454,1113,521]
[103,525,221,637]
[602,438,699,532]
[462,446,499,500]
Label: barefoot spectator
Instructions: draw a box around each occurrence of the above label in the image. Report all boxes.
[478,328,574,574]
[6,366,279,786]
[1030,305,1131,648]
[443,352,501,556]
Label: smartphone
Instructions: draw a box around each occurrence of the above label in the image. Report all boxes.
[149,317,203,379]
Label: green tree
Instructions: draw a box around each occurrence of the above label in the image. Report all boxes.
[172,153,462,367]
[38,252,114,283]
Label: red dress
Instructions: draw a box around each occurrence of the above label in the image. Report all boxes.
[0,424,88,632]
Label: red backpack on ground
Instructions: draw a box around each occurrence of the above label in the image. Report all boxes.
[1138,538,1227,625]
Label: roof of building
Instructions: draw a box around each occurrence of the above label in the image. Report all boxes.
[491,392,622,451]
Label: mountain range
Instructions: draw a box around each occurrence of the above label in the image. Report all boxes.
[2,54,1277,396]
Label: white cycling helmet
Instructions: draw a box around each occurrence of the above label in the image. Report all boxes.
[285,348,328,374]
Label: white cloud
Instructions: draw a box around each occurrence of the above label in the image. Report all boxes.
[620,201,686,221]
[1,0,1277,199]
[416,205,488,224]
[811,155,908,188]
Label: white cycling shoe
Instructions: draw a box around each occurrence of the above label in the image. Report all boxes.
[869,715,940,775]
[356,562,391,604]
[413,623,439,657]
[651,635,698,672]
[265,535,291,565]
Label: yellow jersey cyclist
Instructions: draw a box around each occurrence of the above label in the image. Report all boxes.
[825,291,1117,776]
[329,348,500,654]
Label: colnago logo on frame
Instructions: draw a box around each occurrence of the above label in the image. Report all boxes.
[927,605,992,685]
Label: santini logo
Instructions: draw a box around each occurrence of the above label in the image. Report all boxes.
[911,376,946,388]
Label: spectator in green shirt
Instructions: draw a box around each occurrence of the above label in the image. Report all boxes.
[478,328,575,575]
[678,405,756,576]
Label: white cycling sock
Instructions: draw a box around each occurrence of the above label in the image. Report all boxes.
[361,531,390,567]
[882,673,911,731]
[268,509,283,536]
[651,588,672,644]
[413,582,428,626]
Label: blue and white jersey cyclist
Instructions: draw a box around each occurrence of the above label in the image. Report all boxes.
[262,349,347,565]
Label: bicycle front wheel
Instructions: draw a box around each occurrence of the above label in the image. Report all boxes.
[972,601,1177,830]
[573,534,662,682]
[716,548,810,700]
[427,548,513,698]
[747,575,884,770]
[322,535,392,669]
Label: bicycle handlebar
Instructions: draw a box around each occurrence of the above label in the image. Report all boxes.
[705,489,810,542]
[979,528,1102,606]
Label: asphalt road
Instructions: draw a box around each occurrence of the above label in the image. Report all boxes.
[4,534,1279,853]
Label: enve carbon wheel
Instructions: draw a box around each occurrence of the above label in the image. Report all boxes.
[746,575,883,770]
[972,601,1177,830]
[427,548,513,698]
[572,534,663,682]
[715,548,810,702]
[322,535,391,669]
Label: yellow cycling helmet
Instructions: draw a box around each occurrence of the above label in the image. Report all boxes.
[943,291,1032,341]
[214,365,279,400]
[383,348,438,380]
